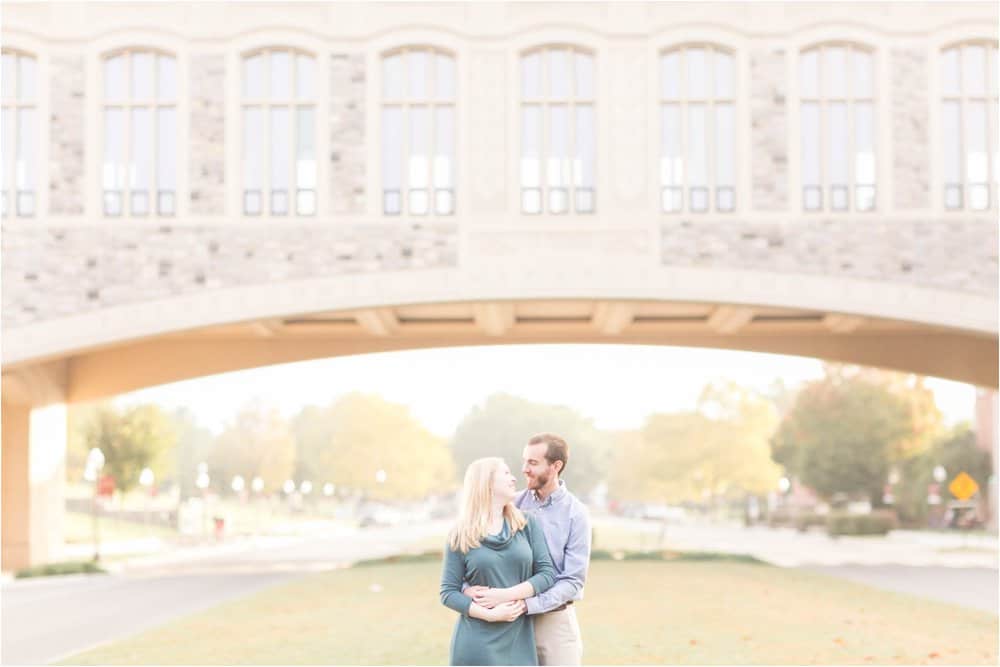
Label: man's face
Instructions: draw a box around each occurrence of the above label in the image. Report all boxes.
[522,443,558,491]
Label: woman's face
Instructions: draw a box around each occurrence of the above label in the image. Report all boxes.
[491,463,518,503]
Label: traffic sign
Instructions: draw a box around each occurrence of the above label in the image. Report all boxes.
[948,472,979,501]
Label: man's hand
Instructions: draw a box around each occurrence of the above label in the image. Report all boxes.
[473,586,514,608]
[485,600,526,623]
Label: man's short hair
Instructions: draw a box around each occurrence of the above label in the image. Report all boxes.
[528,433,569,475]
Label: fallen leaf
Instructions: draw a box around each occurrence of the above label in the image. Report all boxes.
[928,652,940,659]
[689,640,698,646]
[863,657,874,662]
[741,636,752,641]
[833,638,845,645]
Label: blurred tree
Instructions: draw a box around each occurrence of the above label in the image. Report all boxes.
[771,371,911,505]
[894,423,992,525]
[208,400,296,494]
[169,407,215,499]
[609,381,782,504]
[293,393,454,500]
[79,403,176,493]
[450,393,610,496]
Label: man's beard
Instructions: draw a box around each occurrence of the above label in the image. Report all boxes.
[529,471,550,489]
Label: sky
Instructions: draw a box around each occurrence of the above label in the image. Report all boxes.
[113,344,980,438]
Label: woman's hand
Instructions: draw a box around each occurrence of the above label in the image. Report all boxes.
[473,586,515,608]
[485,600,526,622]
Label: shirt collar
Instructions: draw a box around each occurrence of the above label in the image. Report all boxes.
[532,478,568,506]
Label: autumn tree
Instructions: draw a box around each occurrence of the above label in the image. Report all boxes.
[450,393,610,496]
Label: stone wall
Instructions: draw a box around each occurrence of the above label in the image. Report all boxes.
[659,218,998,296]
[750,48,788,211]
[48,54,85,216]
[189,54,226,216]
[891,47,930,210]
[1,223,458,326]
[329,53,366,215]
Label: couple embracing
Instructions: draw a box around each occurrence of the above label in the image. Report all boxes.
[440,434,592,666]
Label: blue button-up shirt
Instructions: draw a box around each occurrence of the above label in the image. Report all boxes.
[515,479,591,615]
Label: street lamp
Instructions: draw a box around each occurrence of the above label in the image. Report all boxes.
[778,477,791,494]
[375,469,387,484]
[323,483,335,497]
[139,467,155,531]
[933,466,947,483]
[300,480,313,495]
[251,476,264,494]
[84,448,105,562]
[196,467,210,536]
[283,479,296,495]
[232,475,245,493]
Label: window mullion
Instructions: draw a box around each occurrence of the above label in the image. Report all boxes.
[291,53,297,216]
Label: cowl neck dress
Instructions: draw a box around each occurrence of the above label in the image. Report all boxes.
[440,515,555,665]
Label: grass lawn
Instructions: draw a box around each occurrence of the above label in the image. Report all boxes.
[60,559,997,665]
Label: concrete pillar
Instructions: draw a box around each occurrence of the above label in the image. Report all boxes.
[975,389,998,532]
[1,363,68,572]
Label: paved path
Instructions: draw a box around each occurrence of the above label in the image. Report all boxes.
[807,565,998,614]
[1,571,300,665]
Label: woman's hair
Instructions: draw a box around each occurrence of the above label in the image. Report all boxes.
[448,457,527,554]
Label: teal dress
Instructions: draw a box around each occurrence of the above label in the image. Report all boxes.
[440,515,555,665]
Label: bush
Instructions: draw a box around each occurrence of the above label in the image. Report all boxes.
[15,560,107,579]
[793,512,827,532]
[826,510,898,536]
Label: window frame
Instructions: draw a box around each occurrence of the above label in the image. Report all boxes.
[937,39,999,213]
[517,43,597,216]
[239,46,319,218]
[658,43,738,215]
[378,45,457,218]
[1,48,39,219]
[99,47,179,219]
[795,40,878,214]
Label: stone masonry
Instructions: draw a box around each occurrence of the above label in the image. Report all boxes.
[48,54,84,216]
[189,54,226,215]
[1,223,458,327]
[750,48,788,211]
[892,47,931,210]
[660,218,998,297]
[329,53,365,215]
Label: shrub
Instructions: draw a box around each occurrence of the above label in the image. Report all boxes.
[826,510,898,536]
[15,560,106,579]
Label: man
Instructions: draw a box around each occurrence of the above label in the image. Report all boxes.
[466,433,592,665]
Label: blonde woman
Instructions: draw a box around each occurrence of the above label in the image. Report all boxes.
[440,457,556,665]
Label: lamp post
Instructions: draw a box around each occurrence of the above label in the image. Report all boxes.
[196,463,210,536]
[251,476,264,534]
[139,467,154,531]
[84,448,105,562]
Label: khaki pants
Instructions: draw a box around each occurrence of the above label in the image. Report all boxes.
[534,606,583,666]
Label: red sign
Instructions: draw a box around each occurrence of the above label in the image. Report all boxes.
[97,474,115,497]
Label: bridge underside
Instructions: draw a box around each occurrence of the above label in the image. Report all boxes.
[2,298,996,572]
[18,298,993,402]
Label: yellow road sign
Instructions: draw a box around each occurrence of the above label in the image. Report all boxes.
[948,472,979,501]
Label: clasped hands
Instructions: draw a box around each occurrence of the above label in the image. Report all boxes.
[465,585,527,622]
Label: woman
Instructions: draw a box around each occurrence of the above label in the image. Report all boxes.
[440,457,556,666]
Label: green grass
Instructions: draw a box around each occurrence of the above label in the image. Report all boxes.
[15,560,107,579]
[60,559,997,665]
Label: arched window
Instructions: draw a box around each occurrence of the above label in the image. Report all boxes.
[798,43,876,212]
[241,48,317,216]
[940,41,998,210]
[380,47,456,216]
[2,50,37,218]
[102,49,177,217]
[660,44,736,213]
[520,46,595,215]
